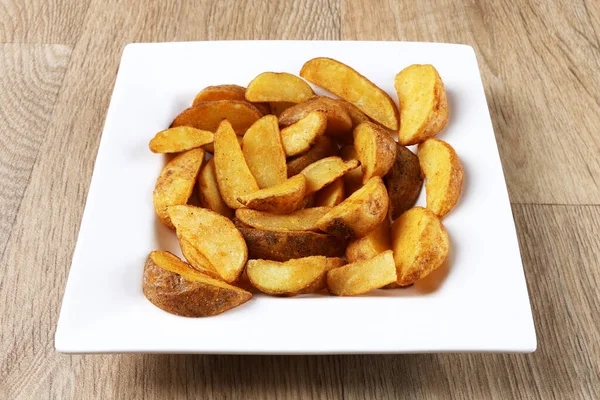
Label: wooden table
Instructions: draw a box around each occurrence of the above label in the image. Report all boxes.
[1,0,598,398]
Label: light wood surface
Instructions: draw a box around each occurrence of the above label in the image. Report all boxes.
[0,0,599,398]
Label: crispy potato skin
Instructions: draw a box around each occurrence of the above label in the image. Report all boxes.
[246,72,315,103]
[237,175,306,214]
[300,57,399,130]
[326,250,397,296]
[286,136,339,177]
[153,148,205,229]
[385,143,424,220]
[197,158,234,218]
[418,138,464,217]
[279,96,352,137]
[269,102,295,117]
[234,221,346,261]
[345,219,391,263]
[395,64,448,145]
[143,251,251,317]
[317,176,388,239]
[337,99,371,127]
[171,100,263,135]
[243,115,287,188]
[353,122,397,183]
[391,207,449,286]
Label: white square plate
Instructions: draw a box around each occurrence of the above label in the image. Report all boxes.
[55,41,536,354]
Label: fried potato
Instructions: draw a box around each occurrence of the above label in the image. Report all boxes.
[418,138,463,218]
[395,64,448,145]
[171,100,263,135]
[177,234,220,278]
[353,122,397,183]
[270,102,295,117]
[246,257,326,296]
[203,135,242,154]
[279,96,352,137]
[300,57,399,130]
[316,176,388,239]
[281,111,327,156]
[149,127,214,153]
[242,115,287,188]
[315,177,344,207]
[246,72,315,103]
[234,222,346,261]
[391,206,449,286]
[143,251,251,317]
[192,84,269,114]
[286,136,339,177]
[153,148,205,228]
[213,120,259,209]
[337,99,371,127]
[197,158,233,218]
[299,257,346,293]
[345,219,391,263]
[385,143,423,220]
[327,250,397,296]
[237,174,306,213]
[300,156,360,195]
[339,144,363,195]
[235,207,331,232]
[168,205,248,283]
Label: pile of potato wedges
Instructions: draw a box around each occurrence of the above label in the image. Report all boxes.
[145,58,464,317]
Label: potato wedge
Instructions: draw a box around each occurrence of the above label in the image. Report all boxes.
[286,136,339,177]
[281,111,327,156]
[279,96,352,137]
[327,250,397,296]
[269,102,295,117]
[235,207,331,232]
[177,234,220,279]
[353,122,397,183]
[395,64,448,145]
[213,120,260,209]
[197,158,234,218]
[171,100,263,135]
[153,148,205,228]
[237,174,306,213]
[339,144,363,195]
[315,177,344,207]
[418,138,464,217]
[246,72,315,103]
[337,99,371,127]
[243,115,287,188]
[391,206,449,286]
[149,127,214,153]
[300,57,399,130]
[203,135,242,154]
[143,251,251,317]
[316,176,388,239]
[300,156,360,195]
[192,84,269,115]
[168,205,248,283]
[234,222,346,261]
[246,257,326,296]
[345,219,391,263]
[299,257,347,293]
[385,143,423,220]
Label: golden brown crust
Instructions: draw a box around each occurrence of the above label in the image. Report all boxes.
[171,100,263,135]
[245,72,315,103]
[279,96,352,137]
[353,122,397,183]
[286,136,339,177]
[385,143,424,220]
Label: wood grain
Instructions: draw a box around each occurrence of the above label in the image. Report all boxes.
[342,0,600,204]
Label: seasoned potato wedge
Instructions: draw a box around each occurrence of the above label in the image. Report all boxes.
[270,101,295,117]
[315,177,344,207]
[299,257,346,293]
[143,251,251,317]
[316,176,388,239]
[300,57,399,130]
[237,174,306,213]
[171,100,263,135]
[353,122,397,183]
[327,250,397,296]
[178,234,220,278]
[395,64,448,145]
[286,136,339,177]
[300,156,360,195]
[149,127,214,153]
[192,84,270,115]
[418,138,464,217]
[213,120,260,209]
[339,144,363,195]
[246,72,315,103]
[168,205,248,283]
[391,207,449,286]
[197,158,233,218]
[337,99,371,127]
[246,257,326,296]
[235,222,346,261]
[345,219,391,263]
[279,96,352,137]
[243,115,287,188]
[385,143,423,220]
[235,207,331,232]
[153,148,205,228]
[281,111,327,156]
